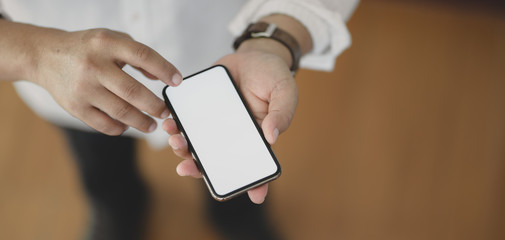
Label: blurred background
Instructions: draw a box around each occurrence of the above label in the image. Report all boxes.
[1,0,504,239]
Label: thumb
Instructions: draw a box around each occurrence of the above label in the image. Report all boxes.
[261,82,298,144]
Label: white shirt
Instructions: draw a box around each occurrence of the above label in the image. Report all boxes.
[1,0,358,148]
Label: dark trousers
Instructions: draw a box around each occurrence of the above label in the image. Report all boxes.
[62,128,279,240]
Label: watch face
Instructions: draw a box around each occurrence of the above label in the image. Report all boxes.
[250,22,277,38]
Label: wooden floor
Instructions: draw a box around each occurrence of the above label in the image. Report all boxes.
[1,1,505,239]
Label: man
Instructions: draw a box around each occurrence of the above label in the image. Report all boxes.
[0,0,358,239]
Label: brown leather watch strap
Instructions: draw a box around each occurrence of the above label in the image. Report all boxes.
[233,22,302,72]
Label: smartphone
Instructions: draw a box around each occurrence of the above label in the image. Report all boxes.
[162,65,281,201]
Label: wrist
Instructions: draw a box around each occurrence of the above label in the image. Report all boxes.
[234,22,301,72]
[236,38,292,69]
[259,15,313,55]
[22,25,67,87]
[0,20,32,81]
[233,14,312,73]
[0,20,61,83]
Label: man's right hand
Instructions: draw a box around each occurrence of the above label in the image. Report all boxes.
[0,21,181,135]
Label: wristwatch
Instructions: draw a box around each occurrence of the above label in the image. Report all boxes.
[233,22,302,72]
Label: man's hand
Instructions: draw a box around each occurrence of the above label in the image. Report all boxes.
[161,14,311,204]
[35,28,183,135]
[162,39,299,204]
[0,20,182,135]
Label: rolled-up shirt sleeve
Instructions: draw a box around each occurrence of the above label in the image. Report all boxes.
[229,0,359,71]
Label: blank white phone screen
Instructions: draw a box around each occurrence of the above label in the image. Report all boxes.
[164,66,279,196]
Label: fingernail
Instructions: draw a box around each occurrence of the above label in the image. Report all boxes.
[161,109,170,118]
[148,122,157,132]
[273,128,279,143]
[172,73,182,86]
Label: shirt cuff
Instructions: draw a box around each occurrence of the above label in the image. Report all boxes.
[229,0,352,71]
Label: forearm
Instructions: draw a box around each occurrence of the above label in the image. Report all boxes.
[0,19,62,82]
[235,14,313,69]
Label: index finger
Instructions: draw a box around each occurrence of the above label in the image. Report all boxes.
[114,39,182,86]
[100,67,170,119]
